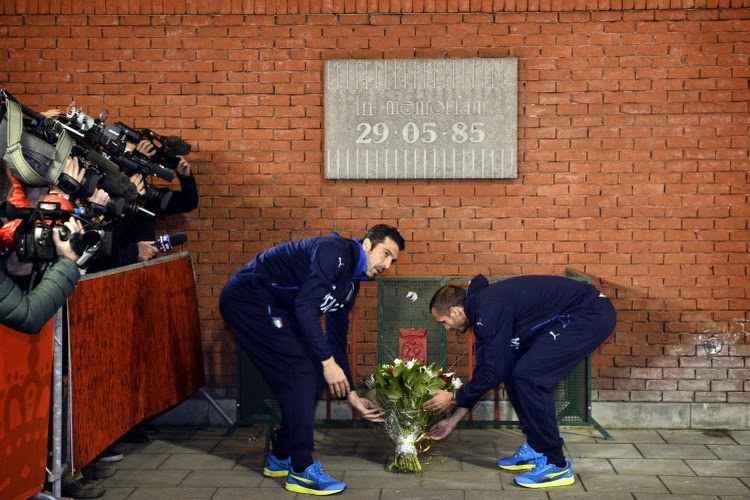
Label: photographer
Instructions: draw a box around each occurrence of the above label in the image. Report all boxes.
[90,139,197,269]
[0,159,83,334]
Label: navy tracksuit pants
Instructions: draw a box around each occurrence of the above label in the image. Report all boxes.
[505,296,616,465]
[219,284,325,470]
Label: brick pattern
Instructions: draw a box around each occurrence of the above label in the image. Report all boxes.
[0,4,748,402]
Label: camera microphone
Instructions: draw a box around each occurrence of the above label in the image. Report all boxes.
[153,232,187,252]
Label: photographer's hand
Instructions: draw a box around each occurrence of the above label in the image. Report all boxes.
[41,108,64,118]
[129,174,146,196]
[52,218,83,262]
[176,157,191,176]
[137,241,159,261]
[135,140,156,158]
[87,188,110,206]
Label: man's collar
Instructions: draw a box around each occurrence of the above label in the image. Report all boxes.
[353,238,369,280]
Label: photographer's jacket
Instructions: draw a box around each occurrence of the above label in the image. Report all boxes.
[0,257,80,334]
[454,274,603,409]
[222,233,366,383]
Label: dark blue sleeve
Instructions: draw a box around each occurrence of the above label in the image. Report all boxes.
[292,242,351,362]
[455,305,514,409]
[325,286,358,387]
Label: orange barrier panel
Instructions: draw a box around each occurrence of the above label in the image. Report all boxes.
[0,319,54,500]
[67,253,204,468]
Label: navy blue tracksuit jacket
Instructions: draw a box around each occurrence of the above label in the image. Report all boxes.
[455,274,616,464]
[219,233,365,468]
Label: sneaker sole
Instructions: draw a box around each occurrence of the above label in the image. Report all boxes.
[285,483,345,495]
[498,463,536,471]
[515,475,575,489]
[262,468,289,478]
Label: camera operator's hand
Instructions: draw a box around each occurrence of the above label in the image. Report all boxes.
[176,157,191,176]
[135,140,157,158]
[137,241,159,262]
[41,108,64,118]
[62,156,85,183]
[87,188,110,206]
[52,218,84,262]
[129,174,146,196]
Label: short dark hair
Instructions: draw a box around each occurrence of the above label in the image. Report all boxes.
[0,160,12,202]
[429,285,466,315]
[363,224,405,251]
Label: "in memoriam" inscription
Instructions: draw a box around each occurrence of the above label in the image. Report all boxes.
[324,58,517,180]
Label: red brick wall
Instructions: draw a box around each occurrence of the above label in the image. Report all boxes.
[1,1,748,404]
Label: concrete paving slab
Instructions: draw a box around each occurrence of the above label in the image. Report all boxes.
[99,469,191,487]
[610,458,695,476]
[98,487,134,500]
[636,443,718,459]
[125,486,217,499]
[685,460,750,477]
[659,430,737,445]
[659,475,750,496]
[728,431,750,445]
[565,442,643,459]
[178,469,264,488]
[380,487,467,499]
[598,429,667,443]
[158,453,241,470]
[466,490,547,499]
[634,495,720,500]
[577,473,669,494]
[706,445,750,461]
[114,453,170,470]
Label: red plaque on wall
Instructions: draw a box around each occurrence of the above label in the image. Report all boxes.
[398,328,427,363]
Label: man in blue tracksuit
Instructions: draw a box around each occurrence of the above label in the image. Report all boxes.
[219,225,405,496]
[423,274,616,489]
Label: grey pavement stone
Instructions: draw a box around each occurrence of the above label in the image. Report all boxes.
[659,430,736,445]
[636,443,718,459]
[728,431,750,445]
[212,486,296,499]
[98,469,191,488]
[131,439,220,454]
[380,488,467,500]
[599,429,667,443]
[610,458,695,476]
[565,442,643,459]
[707,445,750,461]
[466,490,547,499]
[571,457,615,474]
[115,453,170,470]
[548,493,635,500]
[99,487,135,500]
[634,495,720,500]
[419,470,504,490]
[158,453,241,470]
[659,476,750,496]
[179,469,264,488]
[685,460,750,477]
[341,469,422,489]
[577,473,669,494]
[126,486,217,499]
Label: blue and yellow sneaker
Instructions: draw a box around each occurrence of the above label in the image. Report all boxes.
[514,456,575,489]
[497,441,544,470]
[262,452,291,478]
[285,461,346,496]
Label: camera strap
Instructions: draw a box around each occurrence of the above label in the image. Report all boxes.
[1,97,74,186]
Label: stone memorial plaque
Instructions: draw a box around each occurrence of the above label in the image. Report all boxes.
[324,58,517,180]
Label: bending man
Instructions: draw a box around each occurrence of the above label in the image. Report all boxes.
[220,225,405,496]
[423,274,616,489]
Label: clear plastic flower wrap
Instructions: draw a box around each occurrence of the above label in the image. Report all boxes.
[364,358,462,473]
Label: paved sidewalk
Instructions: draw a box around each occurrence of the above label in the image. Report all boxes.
[95,426,750,499]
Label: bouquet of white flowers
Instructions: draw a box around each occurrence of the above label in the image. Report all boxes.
[364,358,462,472]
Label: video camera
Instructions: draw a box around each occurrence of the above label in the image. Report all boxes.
[62,107,191,181]
[0,201,109,266]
